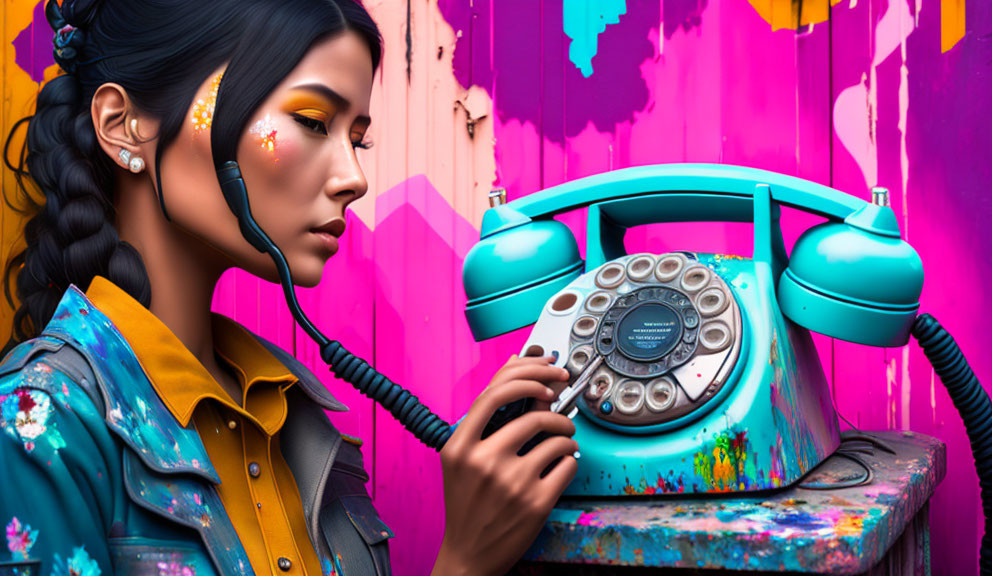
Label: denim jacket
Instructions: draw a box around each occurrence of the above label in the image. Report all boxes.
[0,286,393,576]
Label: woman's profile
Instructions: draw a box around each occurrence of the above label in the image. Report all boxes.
[0,1,578,575]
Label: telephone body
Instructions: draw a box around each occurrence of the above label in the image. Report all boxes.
[463,164,923,497]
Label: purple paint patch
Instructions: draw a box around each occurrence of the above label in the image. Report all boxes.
[13,1,56,83]
[663,0,708,39]
[440,0,666,142]
[438,0,491,93]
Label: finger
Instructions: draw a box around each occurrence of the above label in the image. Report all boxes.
[456,379,557,440]
[514,354,560,364]
[488,409,575,451]
[493,355,555,377]
[520,435,579,477]
[493,363,570,388]
[488,355,562,390]
[537,455,578,507]
[532,379,572,411]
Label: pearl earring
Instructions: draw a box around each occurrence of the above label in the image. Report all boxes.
[118,147,145,173]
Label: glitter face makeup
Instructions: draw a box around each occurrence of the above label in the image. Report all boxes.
[191,72,223,133]
[249,114,278,157]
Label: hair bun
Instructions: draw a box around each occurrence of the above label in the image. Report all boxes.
[59,0,105,27]
[44,0,103,30]
[45,0,104,76]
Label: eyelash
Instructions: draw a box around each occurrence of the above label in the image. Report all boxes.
[291,112,373,150]
[291,113,327,136]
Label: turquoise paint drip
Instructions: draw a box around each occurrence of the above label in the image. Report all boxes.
[562,0,627,77]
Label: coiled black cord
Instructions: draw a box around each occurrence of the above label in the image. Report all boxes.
[217,162,453,451]
[912,313,992,575]
[321,342,452,450]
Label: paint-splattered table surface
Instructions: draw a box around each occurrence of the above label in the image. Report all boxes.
[523,431,945,574]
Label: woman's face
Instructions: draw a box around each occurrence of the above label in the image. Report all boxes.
[158,30,373,287]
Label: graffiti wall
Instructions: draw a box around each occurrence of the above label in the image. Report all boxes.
[1,0,987,574]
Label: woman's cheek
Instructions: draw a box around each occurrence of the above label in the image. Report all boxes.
[273,133,300,167]
[245,115,306,173]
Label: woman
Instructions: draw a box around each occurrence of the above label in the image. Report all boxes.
[0,1,578,575]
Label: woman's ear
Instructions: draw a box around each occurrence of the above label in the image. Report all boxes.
[91,83,159,173]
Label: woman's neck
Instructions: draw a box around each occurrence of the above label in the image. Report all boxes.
[115,175,243,404]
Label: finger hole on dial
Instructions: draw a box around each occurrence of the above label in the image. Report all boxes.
[586,291,613,313]
[626,255,655,282]
[680,266,711,293]
[596,263,626,289]
[655,254,685,282]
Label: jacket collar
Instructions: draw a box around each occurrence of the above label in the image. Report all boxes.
[42,285,222,483]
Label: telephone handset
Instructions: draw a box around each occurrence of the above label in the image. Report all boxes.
[464,163,934,497]
[464,163,922,347]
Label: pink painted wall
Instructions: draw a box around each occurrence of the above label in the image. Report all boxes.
[2,1,989,575]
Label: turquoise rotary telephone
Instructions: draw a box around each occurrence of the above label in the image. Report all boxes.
[462,164,925,497]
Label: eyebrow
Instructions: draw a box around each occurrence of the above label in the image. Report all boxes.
[291,83,371,124]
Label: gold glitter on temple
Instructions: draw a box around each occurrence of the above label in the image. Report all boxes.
[191,72,223,133]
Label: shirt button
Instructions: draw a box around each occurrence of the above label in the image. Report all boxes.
[248,462,261,478]
[277,557,292,571]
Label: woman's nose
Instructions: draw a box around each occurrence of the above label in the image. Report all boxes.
[324,144,368,202]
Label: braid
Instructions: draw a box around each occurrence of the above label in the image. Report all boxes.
[3,65,149,356]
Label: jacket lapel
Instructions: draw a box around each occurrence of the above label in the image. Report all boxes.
[121,451,254,576]
[280,387,344,549]
[251,335,349,413]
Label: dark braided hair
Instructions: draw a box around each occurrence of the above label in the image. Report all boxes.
[3,0,381,356]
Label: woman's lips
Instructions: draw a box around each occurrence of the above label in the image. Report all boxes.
[310,218,346,253]
[311,231,340,253]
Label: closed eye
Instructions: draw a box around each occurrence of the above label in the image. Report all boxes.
[290,113,327,136]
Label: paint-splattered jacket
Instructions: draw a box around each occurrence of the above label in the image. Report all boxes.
[0,286,393,576]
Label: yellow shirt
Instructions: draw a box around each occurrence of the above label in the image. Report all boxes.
[86,276,323,576]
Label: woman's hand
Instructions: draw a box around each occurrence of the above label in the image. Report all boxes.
[431,355,579,576]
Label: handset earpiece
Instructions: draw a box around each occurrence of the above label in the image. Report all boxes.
[778,188,924,346]
[463,206,584,341]
[216,161,272,255]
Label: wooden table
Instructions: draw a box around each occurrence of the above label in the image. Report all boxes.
[513,430,946,575]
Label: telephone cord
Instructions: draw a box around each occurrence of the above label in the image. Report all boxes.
[912,313,992,575]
